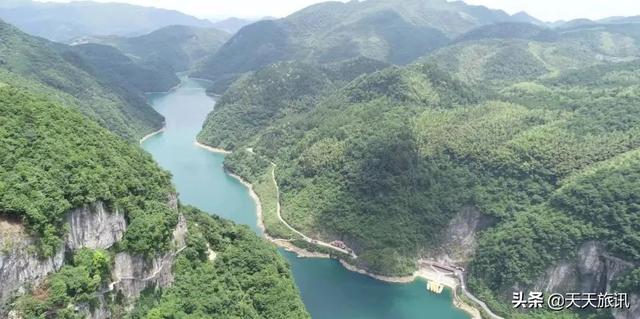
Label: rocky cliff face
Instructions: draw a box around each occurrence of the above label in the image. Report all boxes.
[0,197,186,318]
[430,207,494,265]
[111,213,187,300]
[528,241,639,319]
[0,202,126,312]
[65,202,127,251]
[0,219,65,312]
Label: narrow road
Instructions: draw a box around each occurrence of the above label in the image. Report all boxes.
[269,155,501,318]
[269,164,357,258]
[103,246,187,294]
[455,271,505,319]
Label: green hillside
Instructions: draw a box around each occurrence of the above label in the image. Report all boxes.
[197,59,391,150]
[198,40,640,317]
[0,20,163,140]
[453,22,558,42]
[198,63,480,274]
[192,0,530,93]
[426,23,640,86]
[54,43,180,93]
[0,85,174,256]
[126,206,309,319]
[13,207,310,319]
[83,25,230,73]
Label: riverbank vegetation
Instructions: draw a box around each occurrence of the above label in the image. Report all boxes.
[225,150,299,240]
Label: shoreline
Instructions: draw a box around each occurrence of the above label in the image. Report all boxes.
[194,140,232,154]
[145,81,183,95]
[195,142,480,319]
[139,127,165,145]
[187,76,215,84]
[225,170,267,233]
[338,260,421,284]
[224,166,331,259]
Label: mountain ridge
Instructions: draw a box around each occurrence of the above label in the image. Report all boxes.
[193,0,533,93]
[0,19,164,140]
[0,0,213,42]
[75,25,230,73]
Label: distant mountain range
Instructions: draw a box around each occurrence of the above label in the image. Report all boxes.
[2,1,640,319]
[5,0,640,98]
[191,0,550,92]
[0,0,213,42]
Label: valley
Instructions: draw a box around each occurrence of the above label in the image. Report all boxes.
[1,0,640,318]
[141,76,471,318]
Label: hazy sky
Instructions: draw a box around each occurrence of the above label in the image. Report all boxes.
[34,0,640,21]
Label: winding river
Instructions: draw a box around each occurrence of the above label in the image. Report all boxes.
[142,77,470,319]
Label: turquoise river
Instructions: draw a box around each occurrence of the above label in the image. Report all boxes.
[142,77,470,319]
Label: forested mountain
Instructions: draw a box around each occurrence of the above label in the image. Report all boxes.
[192,0,531,93]
[0,84,309,318]
[78,25,230,74]
[197,20,640,318]
[452,22,559,43]
[53,43,180,94]
[4,0,640,317]
[0,20,163,141]
[0,0,213,42]
[0,85,174,258]
[198,58,391,148]
[212,17,260,34]
[127,206,309,319]
[426,23,640,85]
[509,11,544,25]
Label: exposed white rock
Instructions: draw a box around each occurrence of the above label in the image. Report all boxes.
[111,213,187,300]
[65,202,127,251]
[0,220,64,310]
[111,252,176,300]
[532,242,635,293]
[432,207,493,265]
[0,202,126,314]
[529,241,638,319]
[0,196,185,318]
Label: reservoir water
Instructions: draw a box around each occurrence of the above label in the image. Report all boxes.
[142,77,470,319]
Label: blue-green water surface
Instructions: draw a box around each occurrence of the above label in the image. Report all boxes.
[142,77,470,319]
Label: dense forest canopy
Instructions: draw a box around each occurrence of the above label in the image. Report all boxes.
[2,0,640,317]
[53,42,181,94]
[0,85,175,256]
[127,206,309,319]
